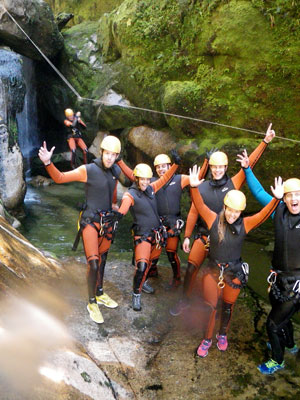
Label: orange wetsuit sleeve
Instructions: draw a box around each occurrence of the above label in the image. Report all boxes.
[181,174,189,189]
[117,159,135,182]
[232,140,268,189]
[79,119,87,128]
[112,182,118,204]
[244,197,279,234]
[184,203,199,238]
[190,187,216,230]
[180,158,209,189]
[118,192,134,215]
[151,163,179,193]
[45,163,87,183]
[64,119,72,127]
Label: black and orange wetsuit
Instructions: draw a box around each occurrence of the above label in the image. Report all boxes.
[191,187,279,340]
[45,158,134,302]
[183,139,270,297]
[150,159,209,284]
[118,163,178,294]
[64,116,88,167]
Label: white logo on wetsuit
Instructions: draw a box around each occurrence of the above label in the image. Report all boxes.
[221,187,229,192]
[295,224,300,229]
[169,182,176,186]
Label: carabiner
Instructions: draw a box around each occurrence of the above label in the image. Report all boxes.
[267,270,277,293]
[217,265,225,289]
[293,280,300,294]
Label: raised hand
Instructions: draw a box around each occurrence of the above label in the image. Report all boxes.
[170,149,181,165]
[271,176,284,199]
[189,165,204,187]
[236,149,249,168]
[182,237,190,253]
[206,147,218,160]
[264,123,275,143]
[38,141,55,165]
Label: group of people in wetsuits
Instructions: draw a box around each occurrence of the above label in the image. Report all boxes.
[38,117,300,376]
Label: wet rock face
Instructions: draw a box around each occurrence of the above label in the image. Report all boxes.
[0,49,25,121]
[0,0,63,61]
[0,50,26,209]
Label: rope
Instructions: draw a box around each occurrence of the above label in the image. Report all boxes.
[4,6,300,144]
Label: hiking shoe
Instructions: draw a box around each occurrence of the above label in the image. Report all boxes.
[197,339,212,358]
[165,278,181,291]
[216,334,228,351]
[142,280,155,294]
[96,293,118,308]
[132,293,141,311]
[267,341,298,354]
[257,359,285,375]
[169,299,190,317]
[87,303,104,324]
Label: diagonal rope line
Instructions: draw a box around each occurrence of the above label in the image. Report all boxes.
[4,6,300,144]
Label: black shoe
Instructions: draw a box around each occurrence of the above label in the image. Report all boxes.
[132,293,141,311]
[142,280,155,294]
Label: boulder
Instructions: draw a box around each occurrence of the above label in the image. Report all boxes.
[0,0,64,61]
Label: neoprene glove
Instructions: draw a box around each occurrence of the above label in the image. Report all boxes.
[206,147,219,160]
[170,149,181,165]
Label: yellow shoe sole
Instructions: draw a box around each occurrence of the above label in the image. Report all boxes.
[87,304,104,324]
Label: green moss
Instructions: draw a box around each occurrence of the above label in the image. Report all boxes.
[45,0,123,26]
[98,0,299,138]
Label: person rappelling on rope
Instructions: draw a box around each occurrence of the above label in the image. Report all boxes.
[189,165,282,358]
[237,150,300,375]
[38,135,134,324]
[64,108,88,169]
[170,123,276,317]
[117,151,180,312]
[146,152,209,290]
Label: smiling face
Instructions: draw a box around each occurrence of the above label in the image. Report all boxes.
[210,165,227,181]
[137,177,151,191]
[283,191,300,214]
[224,206,242,225]
[155,163,170,178]
[102,150,118,168]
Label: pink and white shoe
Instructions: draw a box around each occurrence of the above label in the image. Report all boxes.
[197,339,212,358]
[216,334,228,351]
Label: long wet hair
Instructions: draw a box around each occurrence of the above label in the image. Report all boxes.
[217,209,226,243]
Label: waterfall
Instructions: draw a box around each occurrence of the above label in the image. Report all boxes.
[16,56,40,160]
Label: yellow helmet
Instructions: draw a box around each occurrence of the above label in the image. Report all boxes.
[209,151,228,166]
[224,190,246,211]
[283,178,300,194]
[64,108,74,118]
[133,163,153,178]
[100,135,121,153]
[153,154,171,166]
